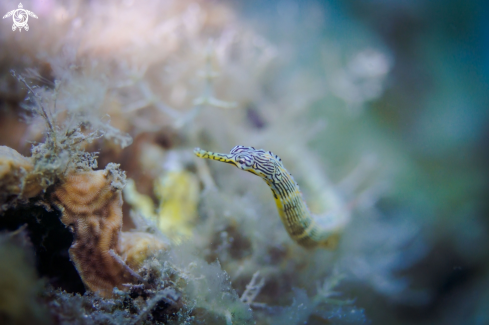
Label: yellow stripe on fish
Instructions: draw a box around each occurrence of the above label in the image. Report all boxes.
[194,146,347,249]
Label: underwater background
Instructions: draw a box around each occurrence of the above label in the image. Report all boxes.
[0,0,488,324]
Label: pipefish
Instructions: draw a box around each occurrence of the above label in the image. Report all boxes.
[194,146,350,249]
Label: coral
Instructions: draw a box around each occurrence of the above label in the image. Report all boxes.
[0,146,42,210]
[51,164,135,297]
[51,163,165,297]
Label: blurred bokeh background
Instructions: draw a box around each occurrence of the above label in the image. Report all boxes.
[223,2,489,322]
[0,0,488,324]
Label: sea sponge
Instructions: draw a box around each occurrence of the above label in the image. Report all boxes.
[0,146,43,210]
[51,163,165,297]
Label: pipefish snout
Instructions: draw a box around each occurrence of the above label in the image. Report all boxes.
[194,146,349,249]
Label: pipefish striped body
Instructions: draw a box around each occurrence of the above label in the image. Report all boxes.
[194,146,349,249]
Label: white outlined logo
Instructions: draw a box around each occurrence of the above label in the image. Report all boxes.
[3,3,38,32]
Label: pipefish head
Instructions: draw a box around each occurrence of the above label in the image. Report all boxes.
[194,146,283,181]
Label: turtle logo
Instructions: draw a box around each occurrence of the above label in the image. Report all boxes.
[3,3,38,32]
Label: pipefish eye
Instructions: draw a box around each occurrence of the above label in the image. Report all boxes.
[237,155,253,167]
